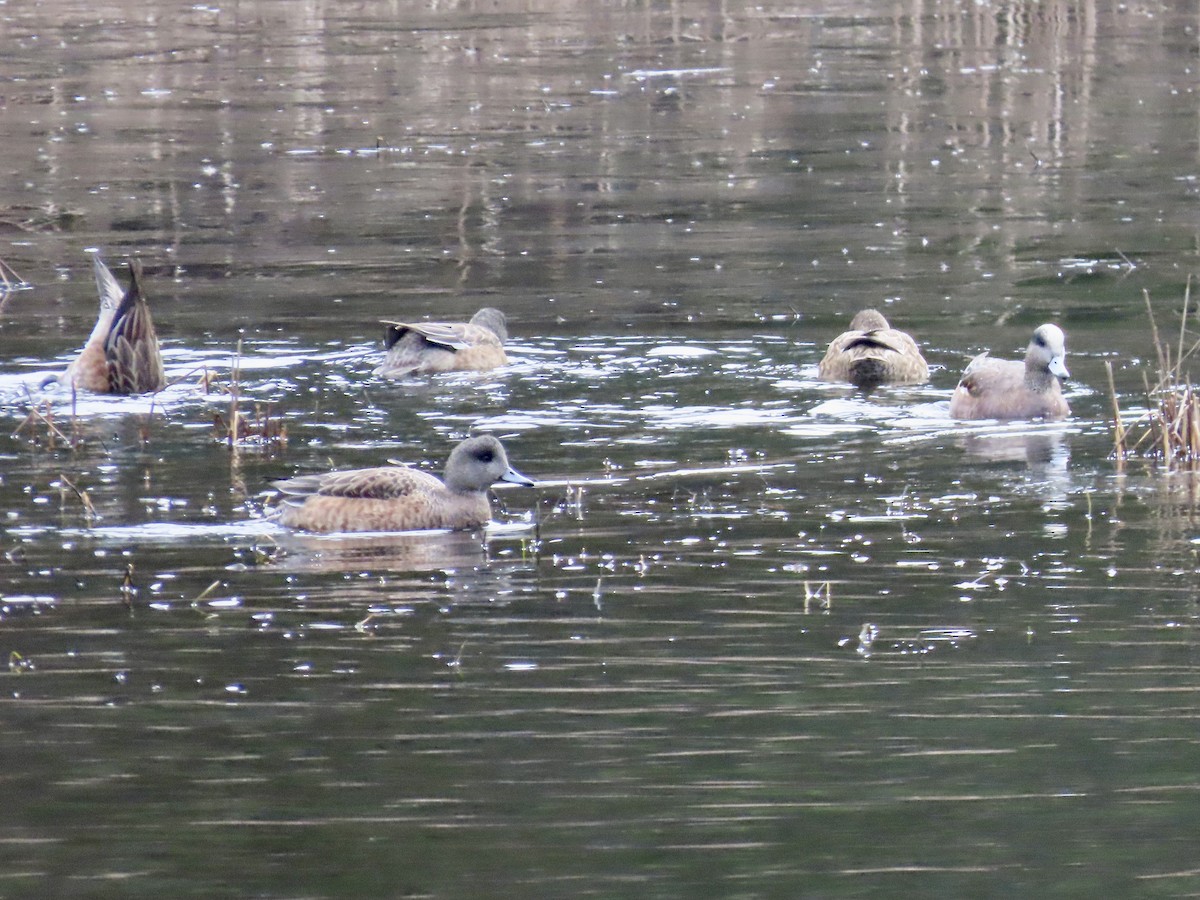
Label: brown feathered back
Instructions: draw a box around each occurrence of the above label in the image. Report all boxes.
[272,435,535,533]
[375,307,509,378]
[818,309,929,389]
[104,259,166,395]
[949,323,1071,421]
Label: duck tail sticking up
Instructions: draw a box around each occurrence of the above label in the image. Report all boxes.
[104,259,166,395]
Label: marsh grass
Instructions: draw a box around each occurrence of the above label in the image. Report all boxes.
[12,399,83,449]
[120,563,137,609]
[804,580,832,613]
[0,257,31,295]
[1111,280,1200,468]
[56,473,97,525]
[210,340,287,449]
[212,400,287,448]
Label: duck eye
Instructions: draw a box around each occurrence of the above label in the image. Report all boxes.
[1033,333,1046,347]
[477,451,494,463]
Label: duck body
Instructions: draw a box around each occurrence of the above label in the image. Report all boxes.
[59,256,165,394]
[273,435,534,533]
[818,309,928,389]
[375,307,508,378]
[949,323,1070,421]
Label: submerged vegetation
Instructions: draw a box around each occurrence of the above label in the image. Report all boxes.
[1110,282,1200,469]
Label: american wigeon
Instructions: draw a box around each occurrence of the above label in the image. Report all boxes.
[949,323,1071,421]
[272,435,535,533]
[375,307,508,378]
[817,309,929,389]
[58,256,166,394]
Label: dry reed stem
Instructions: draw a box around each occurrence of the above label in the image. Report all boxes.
[803,580,832,613]
[1114,280,1200,468]
[192,580,222,603]
[1177,279,1189,371]
[121,563,136,609]
[58,473,98,525]
[210,339,286,448]
[1145,289,1167,374]
[1106,360,1125,467]
[0,257,29,293]
[228,338,242,449]
[12,402,75,448]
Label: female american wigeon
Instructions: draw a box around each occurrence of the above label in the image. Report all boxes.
[58,256,166,394]
[272,435,535,533]
[949,323,1071,421]
[374,307,508,378]
[817,309,929,389]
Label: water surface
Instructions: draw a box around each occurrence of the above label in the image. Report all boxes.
[3,1,1200,897]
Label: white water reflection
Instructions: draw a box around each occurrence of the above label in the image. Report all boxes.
[2,0,1199,897]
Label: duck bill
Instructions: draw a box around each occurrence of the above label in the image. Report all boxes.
[1048,356,1070,380]
[500,466,536,487]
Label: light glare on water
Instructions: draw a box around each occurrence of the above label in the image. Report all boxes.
[1,1,1200,898]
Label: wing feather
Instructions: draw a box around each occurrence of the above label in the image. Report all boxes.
[274,466,443,501]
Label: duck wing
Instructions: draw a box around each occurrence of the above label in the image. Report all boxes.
[274,466,442,501]
[381,320,479,352]
[842,329,913,356]
[956,353,1027,397]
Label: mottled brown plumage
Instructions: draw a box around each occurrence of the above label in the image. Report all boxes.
[949,323,1071,421]
[273,435,535,533]
[818,309,929,389]
[59,256,165,395]
[375,307,508,378]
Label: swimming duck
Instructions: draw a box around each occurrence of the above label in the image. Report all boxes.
[272,434,535,533]
[59,256,165,394]
[817,309,929,389]
[949,323,1070,421]
[375,307,508,378]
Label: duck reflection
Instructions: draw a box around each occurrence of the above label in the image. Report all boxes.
[956,426,1073,500]
[956,427,1070,468]
[269,528,534,575]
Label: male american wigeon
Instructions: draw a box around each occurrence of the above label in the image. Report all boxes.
[58,255,166,395]
[817,309,929,389]
[272,435,535,533]
[949,323,1070,421]
[374,307,508,378]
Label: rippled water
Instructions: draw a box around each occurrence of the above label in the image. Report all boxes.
[3,1,1200,897]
